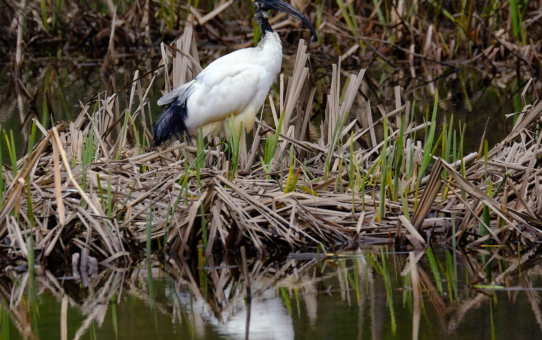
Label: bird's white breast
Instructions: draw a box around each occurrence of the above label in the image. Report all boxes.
[182,32,283,136]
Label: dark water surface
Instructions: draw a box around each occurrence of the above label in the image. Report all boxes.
[3,247,542,340]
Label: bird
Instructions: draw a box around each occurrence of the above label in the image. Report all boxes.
[153,0,318,146]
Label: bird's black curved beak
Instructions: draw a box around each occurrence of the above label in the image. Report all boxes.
[260,0,318,40]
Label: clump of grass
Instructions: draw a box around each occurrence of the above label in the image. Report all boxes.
[261,111,285,176]
[226,118,243,182]
[81,122,95,197]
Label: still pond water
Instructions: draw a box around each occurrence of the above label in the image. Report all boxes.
[3,247,542,340]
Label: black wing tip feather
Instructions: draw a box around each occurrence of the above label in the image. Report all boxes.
[153,103,191,147]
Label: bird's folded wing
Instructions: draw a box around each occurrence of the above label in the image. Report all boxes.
[185,65,269,128]
[157,80,196,106]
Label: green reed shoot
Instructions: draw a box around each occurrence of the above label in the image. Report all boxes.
[290,168,302,193]
[407,100,416,177]
[326,111,348,181]
[159,0,174,31]
[226,118,243,181]
[509,0,520,38]
[386,146,393,196]
[442,128,459,201]
[348,131,356,191]
[349,132,359,212]
[378,117,388,221]
[427,0,455,22]
[284,156,302,194]
[3,130,17,177]
[40,0,49,32]
[316,0,323,37]
[82,122,95,196]
[441,115,454,199]
[392,115,405,201]
[442,115,453,175]
[262,111,285,176]
[481,182,493,239]
[372,0,386,27]
[196,127,205,185]
[284,145,295,193]
[24,127,39,334]
[459,72,473,112]
[97,173,105,207]
[400,190,410,220]
[336,0,357,35]
[459,121,467,199]
[418,90,439,186]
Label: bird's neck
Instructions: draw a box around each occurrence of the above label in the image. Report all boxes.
[254,10,273,39]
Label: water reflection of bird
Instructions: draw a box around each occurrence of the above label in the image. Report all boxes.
[175,284,295,340]
[153,0,317,146]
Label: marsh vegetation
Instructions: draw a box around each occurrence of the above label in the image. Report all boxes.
[1,0,542,339]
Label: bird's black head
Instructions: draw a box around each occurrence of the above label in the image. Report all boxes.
[254,0,318,40]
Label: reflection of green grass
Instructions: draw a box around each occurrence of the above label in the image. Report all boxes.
[280,287,293,316]
[367,251,396,334]
[426,247,443,294]
[1,303,9,339]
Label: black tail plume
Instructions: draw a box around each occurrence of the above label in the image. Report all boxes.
[153,101,191,147]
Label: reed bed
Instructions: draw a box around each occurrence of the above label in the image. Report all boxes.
[3,0,542,73]
[0,28,540,271]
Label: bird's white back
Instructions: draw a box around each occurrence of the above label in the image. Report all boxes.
[158,32,282,138]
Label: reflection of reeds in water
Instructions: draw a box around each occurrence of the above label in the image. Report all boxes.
[0,246,541,338]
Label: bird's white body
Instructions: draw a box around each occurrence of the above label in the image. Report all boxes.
[158,32,282,138]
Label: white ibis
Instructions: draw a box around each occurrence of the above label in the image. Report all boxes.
[153,0,317,146]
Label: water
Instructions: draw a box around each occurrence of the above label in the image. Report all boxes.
[2,247,542,339]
